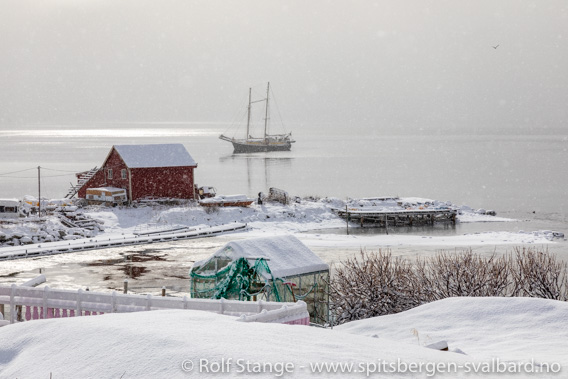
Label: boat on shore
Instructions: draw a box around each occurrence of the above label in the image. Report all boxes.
[199,195,255,207]
[219,82,295,153]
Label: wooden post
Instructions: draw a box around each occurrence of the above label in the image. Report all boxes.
[123,279,128,294]
[77,289,83,316]
[37,166,41,218]
[345,205,349,235]
[43,286,49,319]
[128,168,133,205]
[214,257,218,286]
[161,286,166,297]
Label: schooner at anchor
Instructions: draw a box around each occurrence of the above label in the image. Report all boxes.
[219,82,295,153]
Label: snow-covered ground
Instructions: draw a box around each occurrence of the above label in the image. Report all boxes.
[0,297,566,378]
[0,197,567,377]
[1,195,566,292]
[1,196,563,252]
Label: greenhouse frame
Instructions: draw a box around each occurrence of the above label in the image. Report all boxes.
[190,235,329,325]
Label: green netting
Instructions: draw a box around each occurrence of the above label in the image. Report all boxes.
[190,257,294,302]
[190,256,330,324]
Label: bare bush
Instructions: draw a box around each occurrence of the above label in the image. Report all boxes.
[330,247,567,325]
[511,247,568,300]
[329,250,419,325]
[413,250,511,301]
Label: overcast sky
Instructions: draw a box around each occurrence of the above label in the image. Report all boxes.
[1,1,566,133]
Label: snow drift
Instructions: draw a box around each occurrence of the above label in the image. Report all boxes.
[0,297,566,378]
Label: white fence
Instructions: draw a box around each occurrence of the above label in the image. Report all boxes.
[0,285,309,326]
[237,303,310,325]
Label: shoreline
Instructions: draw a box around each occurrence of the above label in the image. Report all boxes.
[0,197,565,295]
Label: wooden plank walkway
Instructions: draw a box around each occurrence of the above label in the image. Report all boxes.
[334,208,457,227]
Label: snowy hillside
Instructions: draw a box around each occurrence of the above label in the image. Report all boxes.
[337,297,568,366]
[0,297,565,378]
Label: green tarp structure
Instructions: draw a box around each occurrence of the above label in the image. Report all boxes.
[189,235,329,324]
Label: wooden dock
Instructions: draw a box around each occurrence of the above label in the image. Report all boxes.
[334,208,458,227]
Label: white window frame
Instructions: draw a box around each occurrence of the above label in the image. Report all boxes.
[121,169,127,179]
[107,169,113,179]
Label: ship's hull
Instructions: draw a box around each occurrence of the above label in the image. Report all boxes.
[231,140,292,153]
[199,199,254,207]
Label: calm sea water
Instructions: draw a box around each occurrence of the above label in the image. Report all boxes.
[1,123,567,288]
[1,123,566,217]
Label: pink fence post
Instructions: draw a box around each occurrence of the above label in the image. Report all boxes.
[32,306,39,320]
[47,308,53,319]
[284,316,309,325]
[25,306,32,321]
[62,309,68,318]
[54,309,61,318]
[69,309,75,317]
[39,307,44,319]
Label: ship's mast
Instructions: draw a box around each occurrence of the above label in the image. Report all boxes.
[246,87,252,141]
[264,82,270,140]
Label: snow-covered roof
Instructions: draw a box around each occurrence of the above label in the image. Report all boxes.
[0,198,19,204]
[113,144,197,168]
[87,187,126,193]
[197,235,329,278]
[199,194,254,204]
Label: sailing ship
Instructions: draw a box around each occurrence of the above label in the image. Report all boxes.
[219,82,295,153]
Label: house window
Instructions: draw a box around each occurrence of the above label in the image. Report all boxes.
[121,169,127,179]
[107,169,113,179]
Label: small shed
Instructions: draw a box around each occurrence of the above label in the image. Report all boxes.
[190,235,329,324]
[0,199,20,219]
[76,144,197,202]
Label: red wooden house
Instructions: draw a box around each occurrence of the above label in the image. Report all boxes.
[76,144,198,202]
